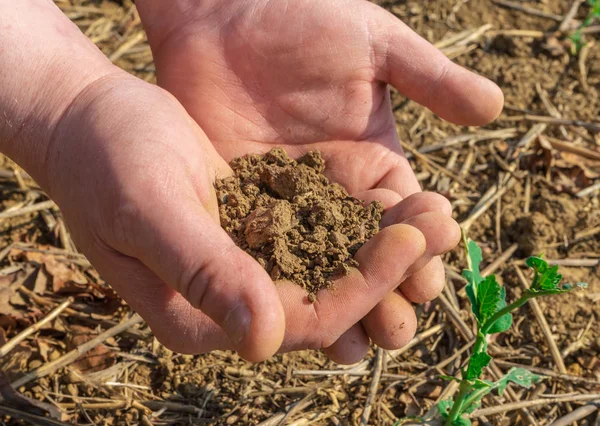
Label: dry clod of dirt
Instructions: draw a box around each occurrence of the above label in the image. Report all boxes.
[215,148,383,297]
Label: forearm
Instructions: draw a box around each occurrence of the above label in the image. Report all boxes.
[0,0,117,184]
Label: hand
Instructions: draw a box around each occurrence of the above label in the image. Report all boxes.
[0,1,459,362]
[45,75,458,361]
[136,0,503,361]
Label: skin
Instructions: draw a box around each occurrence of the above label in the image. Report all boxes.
[136,0,503,362]
[0,0,502,363]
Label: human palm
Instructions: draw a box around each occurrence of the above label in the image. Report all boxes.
[137,0,503,361]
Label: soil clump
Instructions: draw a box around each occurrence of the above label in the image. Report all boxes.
[215,148,383,296]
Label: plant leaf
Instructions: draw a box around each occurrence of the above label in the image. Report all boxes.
[465,352,492,380]
[465,240,484,285]
[463,400,482,414]
[486,287,513,334]
[538,265,562,290]
[477,275,502,323]
[455,416,472,426]
[526,256,548,273]
[437,399,452,419]
[496,368,541,396]
[463,239,484,319]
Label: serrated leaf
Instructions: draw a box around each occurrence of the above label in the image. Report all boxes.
[466,352,492,380]
[465,240,484,285]
[477,275,502,323]
[437,399,452,419]
[526,256,548,273]
[538,265,562,290]
[455,416,472,426]
[496,368,541,396]
[463,240,484,318]
[486,287,513,334]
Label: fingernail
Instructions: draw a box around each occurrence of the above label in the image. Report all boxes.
[223,304,252,346]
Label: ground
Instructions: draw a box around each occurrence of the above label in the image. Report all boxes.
[0,0,599,425]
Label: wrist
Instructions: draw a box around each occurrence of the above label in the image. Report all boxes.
[0,1,117,185]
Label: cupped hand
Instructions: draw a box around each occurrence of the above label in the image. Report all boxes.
[45,73,458,362]
[136,0,503,361]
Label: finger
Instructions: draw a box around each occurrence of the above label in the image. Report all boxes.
[400,256,446,303]
[381,192,452,228]
[362,289,417,350]
[323,323,370,365]
[376,158,422,198]
[353,188,403,211]
[113,195,285,362]
[402,212,461,276]
[88,249,232,354]
[373,7,504,126]
[277,223,426,351]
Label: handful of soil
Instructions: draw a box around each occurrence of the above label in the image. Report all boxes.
[215,148,383,298]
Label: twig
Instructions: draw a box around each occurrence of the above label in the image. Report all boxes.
[535,83,569,138]
[481,243,519,277]
[514,266,567,374]
[11,314,143,389]
[470,394,600,417]
[509,115,600,132]
[0,297,74,357]
[360,347,384,426]
[517,123,547,149]
[255,393,315,426]
[488,29,545,38]
[402,143,474,189]
[109,31,146,62]
[577,182,600,198]
[460,177,515,230]
[387,324,445,360]
[406,129,517,158]
[542,136,600,161]
[492,0,563,21]
[548,403,600,426]
[562,317,594,358]
[546,258,599,267]
[579,41,594,91]
[58,400,204,415]
[0,406,70,426]
[437,293,473,342]
[0,200,56,221]
[559,0,585,32]
[434,340,475,371]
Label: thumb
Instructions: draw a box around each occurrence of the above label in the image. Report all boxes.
[114,188,285,362]
[373,8,504,126]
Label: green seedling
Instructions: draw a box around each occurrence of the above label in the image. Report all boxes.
[569,0,600,54]
[438,234,587,426]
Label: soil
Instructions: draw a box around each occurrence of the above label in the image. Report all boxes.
[215,148,383,296]
[0,1,599,425]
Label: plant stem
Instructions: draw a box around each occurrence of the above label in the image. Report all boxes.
[445,380,472,425]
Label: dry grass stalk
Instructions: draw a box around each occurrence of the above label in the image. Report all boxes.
[11,314,143,389]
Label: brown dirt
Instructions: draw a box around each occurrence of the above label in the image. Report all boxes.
[0,0,599,425]
[216,148,383,296]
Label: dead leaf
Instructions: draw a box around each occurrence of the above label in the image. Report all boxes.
[37,340,52,362]
[43,257,88,294]
[0,371,63,419]
[67,325,116,373]
[0,272,28,317]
